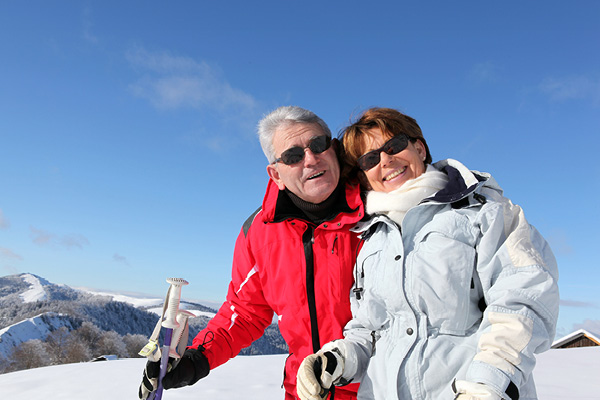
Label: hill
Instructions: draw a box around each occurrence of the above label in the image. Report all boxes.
[0,273,287,369]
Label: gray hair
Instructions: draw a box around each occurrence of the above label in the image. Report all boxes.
[257,106,332,163]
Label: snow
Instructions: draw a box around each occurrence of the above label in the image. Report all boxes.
[1,347,599,399]
[19,273,48,303]
[0,354,287,399]
[76,287,217,318]
[532,347,600,400]
[76,287,165,309]
[0,313,74,358]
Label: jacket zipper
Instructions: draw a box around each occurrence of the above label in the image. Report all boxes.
[303,225,321,353]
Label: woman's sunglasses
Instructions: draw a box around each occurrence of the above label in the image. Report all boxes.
[357,134,412,171]
[273,135,332,165]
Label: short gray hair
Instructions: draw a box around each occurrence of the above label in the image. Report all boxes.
[257,106,332,163]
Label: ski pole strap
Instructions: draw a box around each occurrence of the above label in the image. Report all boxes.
[139,287,172,361]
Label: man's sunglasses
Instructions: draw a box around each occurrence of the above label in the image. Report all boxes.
[357,134,412,171]
[273,135,332,165]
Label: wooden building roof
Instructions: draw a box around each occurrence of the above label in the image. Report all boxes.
[551,329,600,349]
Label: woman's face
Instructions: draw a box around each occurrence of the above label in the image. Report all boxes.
[360,128,427,193]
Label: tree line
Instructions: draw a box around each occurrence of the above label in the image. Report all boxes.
[0,321,148,374]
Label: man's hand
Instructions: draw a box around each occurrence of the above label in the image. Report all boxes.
[138,348,210,399]
[297,349,344,400]
[453,380,502,400]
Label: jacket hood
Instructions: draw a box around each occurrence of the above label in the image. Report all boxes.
[429,159,502,203]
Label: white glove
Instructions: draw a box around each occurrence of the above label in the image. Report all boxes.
[297,346,345,400]
[453,380,502,400]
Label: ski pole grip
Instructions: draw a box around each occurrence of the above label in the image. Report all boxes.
[162,278,188,329]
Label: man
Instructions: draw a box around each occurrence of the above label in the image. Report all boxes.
[139,106,363,399]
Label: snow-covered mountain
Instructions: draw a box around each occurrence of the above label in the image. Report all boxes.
[0,312,78,358]
[0,347,599,399]
[0,273,286,367]
[75,286,219,318]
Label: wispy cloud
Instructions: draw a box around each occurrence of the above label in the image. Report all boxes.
[30,226,90,250]
[82,4,98,44]
[0,209,9,229]
[113,253,130,266]
[560,299,599,308]
[0,247,23,261]
[546,229,573,255]
[61,234,90,249]
[573,319,600,337]
[126,47,258,113]
[539,75,600,104]
[30,227,55,246]
[468,61,501,84]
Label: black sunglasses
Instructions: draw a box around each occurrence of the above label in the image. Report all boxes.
[273,135,332,165]
[357,134,412,171]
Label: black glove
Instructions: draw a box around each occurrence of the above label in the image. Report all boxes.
[138,348,210,399]
[163,347,210,388]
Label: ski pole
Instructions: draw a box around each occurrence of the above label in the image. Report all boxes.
[151,277,189,400]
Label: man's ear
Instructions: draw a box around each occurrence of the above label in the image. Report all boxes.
[266,164,286,190]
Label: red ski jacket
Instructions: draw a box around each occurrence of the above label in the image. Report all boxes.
[192,179,364,399]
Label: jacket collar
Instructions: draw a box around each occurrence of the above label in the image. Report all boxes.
[353,159,500,234]
[260,179,364,226]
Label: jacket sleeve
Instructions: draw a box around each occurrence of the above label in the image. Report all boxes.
[191,225,274,370]
[466,189,560,399]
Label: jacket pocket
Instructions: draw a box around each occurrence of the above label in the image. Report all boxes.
[408,230,477,334]
[352,249,392,331]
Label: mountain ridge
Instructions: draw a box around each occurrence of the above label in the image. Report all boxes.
[0,273,287,369]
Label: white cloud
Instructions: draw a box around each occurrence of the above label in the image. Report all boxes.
[61,234,90,249]
[0,247,23,261]
[561,299,598,308]
[82,5,98,44]
[0,209,9,229]
[546,229,573,255]
[539,75,600,104]
[113,253,130,266]
[30,226,90,250]
[468,61,501,84]
[573,319,600,337]
[126,48,258,113]
[30,227,56,246]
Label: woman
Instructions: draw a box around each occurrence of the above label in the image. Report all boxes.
[296,108,559,400]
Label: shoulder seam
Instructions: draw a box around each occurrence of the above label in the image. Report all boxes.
[242,206,262,237]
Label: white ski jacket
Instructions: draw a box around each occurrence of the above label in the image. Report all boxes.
[337,159,559,400]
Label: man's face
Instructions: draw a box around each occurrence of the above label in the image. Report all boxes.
[266,122,340,204]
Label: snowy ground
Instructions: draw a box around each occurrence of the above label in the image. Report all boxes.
[0,347,598,399]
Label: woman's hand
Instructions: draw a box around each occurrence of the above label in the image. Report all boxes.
[297,347,345,400]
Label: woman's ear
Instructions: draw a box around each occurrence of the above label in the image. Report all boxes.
[415,139,427,161]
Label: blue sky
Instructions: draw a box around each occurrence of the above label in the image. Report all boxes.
[1,1,599,338]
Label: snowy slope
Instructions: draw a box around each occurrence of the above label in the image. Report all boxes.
[75,287,218,318]
[0,354,287,399]
[19,273,51,303]
[0,313,76,358]
[0,347,598,399]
